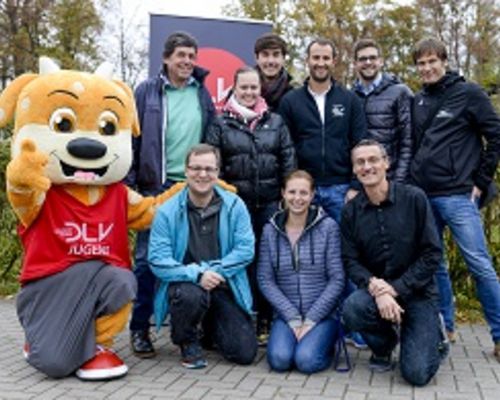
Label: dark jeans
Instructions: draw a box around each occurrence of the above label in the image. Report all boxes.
[248,201,279,327]
[267,318,338,374]
[168,282,257,365]
[343,289,441,386]
[129,180,175,332]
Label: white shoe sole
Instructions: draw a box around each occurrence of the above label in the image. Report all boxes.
[76,364,128,381]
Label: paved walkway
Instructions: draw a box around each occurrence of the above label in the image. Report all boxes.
[1,298,499,399]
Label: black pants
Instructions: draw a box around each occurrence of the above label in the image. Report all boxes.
[168,282,257,365]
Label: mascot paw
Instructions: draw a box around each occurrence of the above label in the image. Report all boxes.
[217,179,237,193]
[7,139,51,192]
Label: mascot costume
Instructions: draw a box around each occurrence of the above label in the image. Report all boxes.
[0,57,182,380]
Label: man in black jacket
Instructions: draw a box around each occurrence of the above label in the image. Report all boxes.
[410,37,500,362]
[352,38,413,182]
[341,139,446,386]
[279,38,367,224]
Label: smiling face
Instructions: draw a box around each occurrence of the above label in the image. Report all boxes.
[416,52,447,85]
[307,43,335,83]
[282,177,315,217]
[354,46,383,83]
[10,70,137,186]
[233,70,261,109]
[352,144,389,189]
[185,151,219,199]
[163,46,197,87]
[256,48,285,80]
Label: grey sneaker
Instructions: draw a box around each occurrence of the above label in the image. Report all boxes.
[180,342,207,369]
[369,353,393,372]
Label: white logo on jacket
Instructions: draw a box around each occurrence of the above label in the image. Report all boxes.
[332,104,345,117]
[436,109,453,119]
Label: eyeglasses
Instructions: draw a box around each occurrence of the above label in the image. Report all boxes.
[187,165,219,175]
[357,55,379,63]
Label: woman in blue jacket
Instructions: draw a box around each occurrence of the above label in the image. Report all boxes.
[257,170,345,373]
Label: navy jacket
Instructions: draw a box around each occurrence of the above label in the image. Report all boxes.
[278,79,367,186]
[257,207,345,323]
[353,73,413,182]
[410,71,500,196]
[126,67,216,193]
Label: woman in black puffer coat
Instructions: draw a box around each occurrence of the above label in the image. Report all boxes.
[206,66,297,338]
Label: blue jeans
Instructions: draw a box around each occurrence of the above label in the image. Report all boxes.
[314,183,349,224]
[267,318,338,374]
[429,194,500,342]
[343,289,441,386]
[129,180,175,332]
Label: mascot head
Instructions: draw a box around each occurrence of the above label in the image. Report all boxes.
[0,57,140,186]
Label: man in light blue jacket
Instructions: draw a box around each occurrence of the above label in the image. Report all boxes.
[148,144,257,369]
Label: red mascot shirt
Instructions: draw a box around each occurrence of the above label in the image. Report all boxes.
[19,183,131,284]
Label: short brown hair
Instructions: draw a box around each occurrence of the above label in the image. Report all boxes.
[254,33,287,56]
[283,170,315,191]
[351,139,388,159]
[412,37,447,64]
[353,38,381,60]
[185,144,221,167]
[306,38,337,58]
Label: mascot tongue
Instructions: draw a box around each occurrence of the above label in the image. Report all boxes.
[74,171,98,181]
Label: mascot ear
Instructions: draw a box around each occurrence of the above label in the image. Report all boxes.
[0,74,38,128]
[113,79,141,137]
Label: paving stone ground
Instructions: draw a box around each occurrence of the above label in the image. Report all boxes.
[1,298,499,400]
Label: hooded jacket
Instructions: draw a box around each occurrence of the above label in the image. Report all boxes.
[257,207,345,323]
[126,66,216,193]
[278,79,367,186]
[410,71,500,196]
[353,73,413,182]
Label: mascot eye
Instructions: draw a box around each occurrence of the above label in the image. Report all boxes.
[98,111,119,136]
[49,108,76,133]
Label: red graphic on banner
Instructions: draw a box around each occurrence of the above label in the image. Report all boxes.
[197,48,245,112]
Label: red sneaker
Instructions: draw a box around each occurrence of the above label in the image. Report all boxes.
[76,346,128,381]
[22,343,29,360]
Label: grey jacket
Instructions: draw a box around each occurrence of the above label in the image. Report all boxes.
[257,207,345,323]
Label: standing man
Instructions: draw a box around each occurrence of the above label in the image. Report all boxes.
[126,31,216,358]
[352,38,413,182]
[148,144,257,369]
[254,32,294,111]
[341,139,446,386]
[279,38,367,224]
[410,37,500,361]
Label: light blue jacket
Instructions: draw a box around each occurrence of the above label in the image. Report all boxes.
[148,185,255,329]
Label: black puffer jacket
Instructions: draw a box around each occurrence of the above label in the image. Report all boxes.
[353,73,413,182]
[206,111,297,209]
[410,71,500,196]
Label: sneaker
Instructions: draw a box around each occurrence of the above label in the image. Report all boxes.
[130,329,156,359]
[447,330,457,343]
[438,314,450,362]
[494,342,500,363]
[345,332,368,350]
[76,346,128,381]
[22,343,29,360]
[257,332,269,347]
[180,342,207,369]
[369,353,393,373]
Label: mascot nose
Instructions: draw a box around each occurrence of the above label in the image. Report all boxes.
[67,138,107,159]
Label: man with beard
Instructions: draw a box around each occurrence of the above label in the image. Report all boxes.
[279,38,367,223]
[352,38,413,182]
[254,33,294,111]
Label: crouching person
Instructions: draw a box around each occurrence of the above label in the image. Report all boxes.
[148,144,258,369]
[340,139,447,386]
